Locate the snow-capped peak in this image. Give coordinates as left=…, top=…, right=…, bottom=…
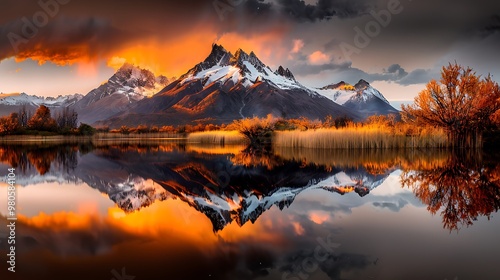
left=275, top=66, right=296, bottom=81
left=316, top=79, right=390, bottom=105
left=354, top=79, right=390, bottom=104
left=180, top=44, right=317, bottom=95
left=83, top=63, right=171, bottom=105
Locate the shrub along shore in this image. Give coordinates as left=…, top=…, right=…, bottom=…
left=0, top=114, right=452, bottom=149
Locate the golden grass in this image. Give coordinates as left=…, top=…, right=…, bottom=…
left=186, top=130, right=247, bottom=145
left=273, top=126, right=448, bottom=149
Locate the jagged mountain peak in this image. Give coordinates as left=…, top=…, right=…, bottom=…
left=244, top=50, right=268, bottom=73
left=208, top=43, right=232, bottom=64
left=221, top=46, right=269, bottom=74
left=179, top=44, right=316, bottom=95
left=107, top=63, right=167, bottom=90
left=234, top=48, right=248, bottom=58
left=183, top=44, right=233, bottom=78
left=117, top=62, right=135, bottom=71
left=229, top=48, right=250, bottom=66
left=212, top=43, right=228, bottom=53
left=275, top=65, right=296, bottom=81
left=354, top=79, right=370, bottom=90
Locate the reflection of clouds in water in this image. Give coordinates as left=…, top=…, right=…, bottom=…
left=372, top=199, right=408, bottom=212
left=0, top=181, right=114, bottom=217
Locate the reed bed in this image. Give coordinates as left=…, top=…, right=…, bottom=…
left=273, top=126, right=448, bottom=149
left=186, top=130, right=247, bottom=145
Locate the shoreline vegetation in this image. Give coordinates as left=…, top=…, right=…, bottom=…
left=0, top=106, right=453, bottom=149
left=0, top=111, right=494, bottom=149
left=0, top=111, right=489, bottom=149
left=1, top=64, right=498, bottom=149
left=0, top=124, right=449, bottom=149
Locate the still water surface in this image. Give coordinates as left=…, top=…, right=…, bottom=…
left=0, top=143, right=499, bottom=280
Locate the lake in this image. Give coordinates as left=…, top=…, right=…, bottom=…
left=0, top=143, right=499, bottom=280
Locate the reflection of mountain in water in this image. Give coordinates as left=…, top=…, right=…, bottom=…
left=8, top=144, right=494, bottom=232
left=0, top=144, right=395, bottom=231
left=319, top=167, right=393, bottom=197
left=6, top=144, right=500, bottom=231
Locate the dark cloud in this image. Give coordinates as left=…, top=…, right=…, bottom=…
left=0, top=16, right=139, bottom=63
left=323, top=38, right=341, bottom=51
left=385, top=64, right=408, bottom=79
left=480, top=14, right=500, bottom=37
left=293, top=61, right=353, bottom=76
left=244, top=0, right=274, bottom=16
left=293, top=61, right=422, bottom=85
left=275, top=0, right=372, bottom=22
left=398, top=68, right=437, bottom=86
left=372, top=199, right=408, bottom=212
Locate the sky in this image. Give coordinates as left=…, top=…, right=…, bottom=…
left=0, top=0, right=499, bottom=107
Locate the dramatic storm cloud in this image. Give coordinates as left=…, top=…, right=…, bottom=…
left=0, top=0, right=499, bottom=101
left=0, top=17, right=132, bottom=64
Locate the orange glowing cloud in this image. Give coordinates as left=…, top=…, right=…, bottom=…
left=107, top=56, right=127, bottom=70
left=308, top=211, right=330, bottom=224
left=15, top=197, right=290, bottom=248
left=308, top=50, right=330, bottom=65
left=14, top=45, right=93, bottom=66
left=7, top=18, right=291, bottom=81
left=292, top=221, right=305, bottom=235
left=290, top=39, right=304, bottom=54
left=19, top=211, right=98, bottom=230
left=76, top=61, right=99, bottom=77
left=105, top=25, right=291, bottom=78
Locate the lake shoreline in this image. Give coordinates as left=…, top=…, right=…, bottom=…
left=0, top=132, right=188, bottom=144
left=1, top=130, right=497, bottom=149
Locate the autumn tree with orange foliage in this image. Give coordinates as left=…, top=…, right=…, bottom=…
left=0, top=113, right=21, bottom=135
left=27, top=105, right=58, bottom=132
left=402, top=63, right=500, bottom=148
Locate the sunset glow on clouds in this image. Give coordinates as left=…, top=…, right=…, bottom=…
left=290, top=39, right=304, bottom=54
left=0, top=0, right=499, bottom=103
left=308, top=51, right=330, bottom=65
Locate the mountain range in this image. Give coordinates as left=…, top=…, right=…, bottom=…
left=0, top=44, right=399, bottom=126
left=0, top=92, right=83, bottom=116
